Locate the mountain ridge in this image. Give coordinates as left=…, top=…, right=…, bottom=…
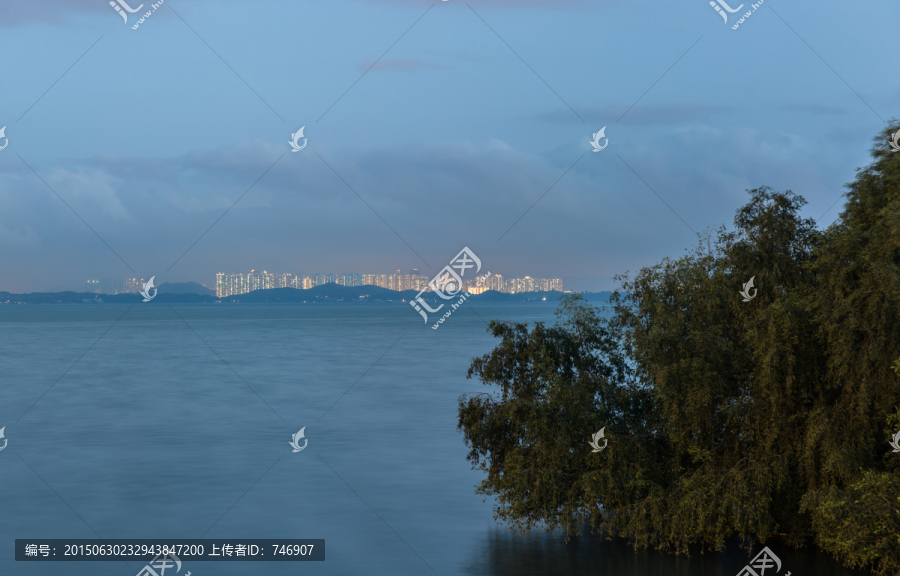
left=0, top=285, right=611, bottom=304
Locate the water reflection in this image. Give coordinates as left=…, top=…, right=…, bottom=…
left=467, top=528, right=869, bottom=576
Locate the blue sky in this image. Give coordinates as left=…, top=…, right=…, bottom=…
left=0, top=0, right=896, bottom=292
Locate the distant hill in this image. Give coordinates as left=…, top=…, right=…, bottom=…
left=210, top=285, right=609, bottom=303
left=157, top=282, right=215, bottom=296
left=0, top=291, right=218, bottom=304
left=222, top=284, right=409, bottom=303
left=0, top=285, right=611, bottom=304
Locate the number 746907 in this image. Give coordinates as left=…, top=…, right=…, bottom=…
left=272, top=544, right=313, bottom=556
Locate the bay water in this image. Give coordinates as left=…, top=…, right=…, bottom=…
left=0, top=302, right=865, bottom=575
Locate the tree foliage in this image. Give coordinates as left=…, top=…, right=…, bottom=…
left=458, top=124, right=900, bottom=573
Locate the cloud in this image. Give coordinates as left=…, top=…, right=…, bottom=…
left=0, top=0, right=100, bottom=26
left=0, top=223, right=41, bottom=247
left=538, top=102, right=732, bottom=125
left=780, top=104, right=847, bottom=115
left=45, top=167, right=129, bottom=219
left=0, top=123, right=855, bottom=293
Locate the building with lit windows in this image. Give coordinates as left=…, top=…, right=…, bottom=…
left=125, top=278, right=142, bottom=293
left=213, top=269, right=563, bottom=298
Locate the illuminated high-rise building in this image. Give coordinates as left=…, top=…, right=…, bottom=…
left=258, top=271, right=275, bottom=290
left=340, top=274, right=360, bottom=287
left=246, top=270, right=260, bottom=292
left=213, top=269, right=560, bottom=296
left=233, top=274, right=247, bottom=296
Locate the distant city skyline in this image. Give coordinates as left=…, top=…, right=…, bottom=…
left=77, top=269, right=564, bottom=297
left=216, top=269, right=562, bottom=298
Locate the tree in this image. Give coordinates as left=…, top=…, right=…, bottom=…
left=797, top=124, right=900, bottom=575
left=457, top=297, right=649, bottom=537
left=458, top=123, right=900, bottom=573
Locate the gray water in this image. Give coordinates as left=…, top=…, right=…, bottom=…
left=0, top=303, right=867, bottom=576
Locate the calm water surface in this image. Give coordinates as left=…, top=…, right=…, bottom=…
left=0, top=302, right=867, bottom=575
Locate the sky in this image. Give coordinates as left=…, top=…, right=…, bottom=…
left=0, top=0, right=896, bottom=293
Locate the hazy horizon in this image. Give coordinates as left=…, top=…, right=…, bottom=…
left=18, top=272, right=607, bottom=295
